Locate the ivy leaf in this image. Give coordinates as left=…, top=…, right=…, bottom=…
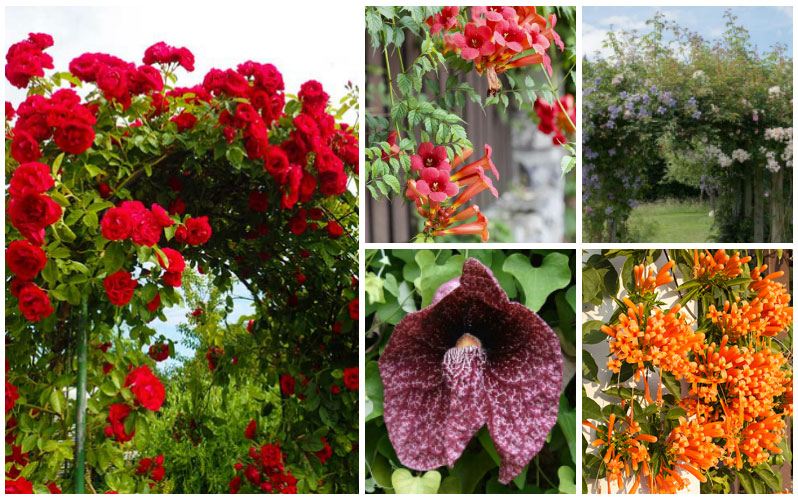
left=582, top=320, right=606, bottom=344
left=503, top=253, right=571, bottom=312
left=364, top=272, right=386, bottom=304
left=391, top=469, right=441, bottom=494
left=582, top=350, right=599, bottom=384
left=582, top=388, right=602, bottom=421
left=415, top=250, right=465, bottom=307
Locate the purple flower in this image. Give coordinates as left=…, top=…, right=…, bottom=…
left=605, top=206, right=614, bottom=215
left=692, top=110, right=702, bottom=119
left=379, top=258, right=562, bottom=484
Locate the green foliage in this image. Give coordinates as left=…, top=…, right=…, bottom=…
left=365, top=249, right=576, bottom=493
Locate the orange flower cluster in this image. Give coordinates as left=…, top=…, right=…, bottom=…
left=583, top=403, right=657, bottom=494
left=749, top=265, right=793, bottom=337
left=692, top=249, right=751, bottom=280
left=602, top=298, right=702, bottom=379
left=633, top=261, right=674, bottom=294
left=587, top=253, right=793, bottom=494
left=705, top=264, right=792, bottom=341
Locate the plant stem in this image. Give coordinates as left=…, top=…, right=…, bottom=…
left=383, top=46, right=402, bottom=140
left=543, top=69, right=576, bottom=133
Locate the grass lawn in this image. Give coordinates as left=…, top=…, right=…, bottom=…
left=624, top=199, right=716, bottom=242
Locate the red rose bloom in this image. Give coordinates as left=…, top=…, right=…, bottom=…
left=185, top=216, right=212, bottom=245
left=148, top=343, right=169, bottom=362
left=171, top=112, right=197, bottom=132
left=260, top=444, right=283, bottom=468
left=6, top=381, right=20, bottom=414
left=102, top=362, right=114, bottom=375
left=314, top=437, right=333, bottom=464
left=53, top=122, right=95, bottom=155
left=8, top=192, right=62, bottom=236
left=174, top=225, right=189, bottom=243
left=280, top=374, right=295, bottom=396
left=107, top=403, right=135, bottom=442
left=343, top=367, right=358, bottom=391
left=6, top=476, right=34, bottom=494
left=163, top=272, right=182, bottom=287
left=288, top=210, right=307, bottom=236
left=17, top=283, right=54, bottom=322
left=326, top=221, right=343, bottom=238
left=144, top=293, right=160, bottom=314
left=248, top=190, right=269, bottom=212
left=158, top=247, right=185, bottom=273
left=103, top=270, right=137, bottom=306
left=348, top=299, right=359, bottom=320
left=100, top=206, right=133, bottom=240
left=124, top=365, right=165, bottom=411
left=9, top=161, right=53, bottom=197
left=47, top=482, right=62, bottom=494
left=332, top=321, right=343, bottom=334
left=245, top=419, right=257, bottom=439
left=168, top=198, right=186, bottom=216
left=6, top=101, right=16, bottom=120
left=229, top=476, right=242, bottom=494
left=6, top=239, right=47, bottom=280
left=295, top=273, right=306, bottom=285
left=130, top=209, right=162, bottom=247
left=247, top=320, right=255, bottom=333
left=98, top=182, right=112, bottom=198
left=151, top=203, right=174, bottom=227
left=244, top=464, right=261, bottom=485
left=10, top=131, right=41, bottom=163
left=331, top=385, right=340, bottom=394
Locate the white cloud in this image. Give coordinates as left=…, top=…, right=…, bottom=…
left=600, top=15, right=647, bottom=31
left=582, top=22, right=614, bottom=60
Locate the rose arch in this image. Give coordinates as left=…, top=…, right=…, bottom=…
left=5, top=35, right=359, bottom=493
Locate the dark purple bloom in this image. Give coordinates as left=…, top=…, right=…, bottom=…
left=379, top=258, right=562, bottom=484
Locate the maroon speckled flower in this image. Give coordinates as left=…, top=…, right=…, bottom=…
left=379, top=258, right=562, bottom=484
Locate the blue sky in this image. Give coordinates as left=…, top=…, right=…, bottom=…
left=150, top=281, right=255, bottom=371
left=583, top=6, right=793, bottom=59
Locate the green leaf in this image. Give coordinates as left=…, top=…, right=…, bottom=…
left=49, top=389, right=66, bottom=415
left=396, top=73, right=412, bottom=96
left=383, top=174, right=401, bottom=194
left=582, top=320, right=607, bottom=344
left=557, top=466, right=576, bottom=494
left=582, top=388, right=602, bottom=421
left=104, top=243, right=125, bottom=273
left=415, top=251, right=465, bottom=307
left=370, top=453, right=393, bottom=489
left=754, top=463, right=782, bottom=491
left=365, top=361, right=384, bottom=421
left=582, top=351, right=599, bottom=384
left=438, top=476, right=461, bottom=493
left=503, top=253, right=571, bottom=312
left=661, top=371, right=682, bottom=397
left=365, top=272, right=386, bottom=304
left=451, top=448, right=496, bottom=493
left=582, top=266, right=600, bottom=304
left=665, top=407, right=686, bottom=420
left=391, top=469, right=441, bottom=494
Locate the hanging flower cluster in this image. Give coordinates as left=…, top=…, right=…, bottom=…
left=406, top=142, right=498, bottom=241
left=435, top=6, right=564, bottom=93
left=584, top=251, right=793, bottom=494
left=104, top=364, right=166, bottom=443
left=533, top=94, right=575, bottom=145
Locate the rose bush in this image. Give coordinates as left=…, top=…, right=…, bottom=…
left=5, top=34, right=358, bottom=493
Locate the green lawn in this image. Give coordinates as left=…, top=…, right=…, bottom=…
left=625, top=200, right=716, bottom=242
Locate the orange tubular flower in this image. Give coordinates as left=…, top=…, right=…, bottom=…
left=442, top=6, right=564, bottom=93
left=692, top=249, right=751, bottom=280
left=406, top=143, right=499, bottom=242
left=603, top=298, right=702, bottom=380
left=634, top=261, right=674, bottom=294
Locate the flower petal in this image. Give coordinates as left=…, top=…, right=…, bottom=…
left=484, top=303, right=562, bottom=483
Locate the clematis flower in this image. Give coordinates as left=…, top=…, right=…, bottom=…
left=379, top=258, right=562, bottom=484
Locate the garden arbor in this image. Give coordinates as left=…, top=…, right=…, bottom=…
left=5, top=35, right=359, bottom=493
left=582, top=12, right=792, bottom=242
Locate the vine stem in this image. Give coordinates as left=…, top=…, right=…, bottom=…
left=543, top=68, right=576, bottom=133
left=383, top=46, right=402, bottom=140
